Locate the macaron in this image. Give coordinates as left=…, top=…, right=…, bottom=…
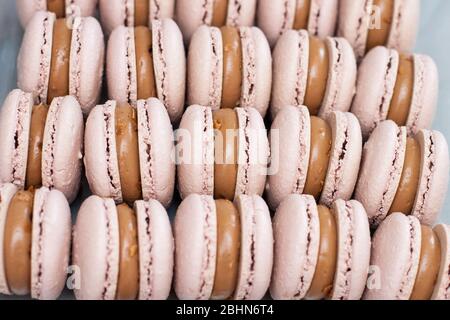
left=84, top=98, right=175, bottom=208
left=17, top=11, right=105, bottom=115
left=271, top=29, right=356, bottom=120
left=257, top=0, right=339, bottom=47
left=73, top=196, right=173, bottom=300
left=352, top=46, right=439, bottom=138
left=271, top=195, right=371, bottom=300
left=174, top=194, right=273, bottom=300
left=107, top=19, right=185, bottom=123
left=355, top=121, right=449, bottom=228
left=16, top=0, right=98, bottom=27
left=364, top=213, right=450, bottom=300
left=176, top=105, right=269, bottom=201
left=0, top=90, right=84, bottom=203
left=338, top=0, right=420, bottom=60
left=176, top=0, right=257, bottom=44
left=268, top=105, right=362, bottom=211
left=99, top=0, right=175, bottom=35
left=0, top=184, right=71, bottom=300
left=187, top=25, right=272, bottom=117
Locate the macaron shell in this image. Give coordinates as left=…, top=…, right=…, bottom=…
left=0, top=184, right=19, bottom=295
left=17, top=11, right=55, bottom=104
left=320, top=112, right=362, bottom=207
left=16, top=0, right=46, bottom=27
left=99, top=0, right=133, bottom=35
left=432, top=224, right=450, bottom=300
left=135, top=200, right=174, bottom=300
left=0, top=89, right=33, bottom=188
left=73, top=196, right=120, bottom=300
left=31, top=188, right=71, bottom=300
left=308, top=0, right=338, bottom=39
left=355, top=121, right=407, bottom=227
left=364, top=213, right=421, bottom=300
left=234, top=195, right=273, bottom=300
left=174, top=194, right=217, bottom=300
left=270, top=195, right=320, bottom=300
left=226, top=0, right=256, bottom=27
left=176, top=0, right=214, bottom=44
left=267, top=105, right=311, bottom=211
left=411, top=130, right=449, bottom=226
left=42, top=96, right=84, bottom=203
left=386, top=0, right=420, bottom=53
left=149, top=0, right=176, bottom=22
left=176, top=105, right=214, bottom=199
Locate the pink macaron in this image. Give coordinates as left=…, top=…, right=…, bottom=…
left=176, top=105, right=269, bottom=201
left=338, top=0, right=420, bottom=60
left=73, top=196, right=173, bottom=300
left=271, top=29, right=356, bottom=120
left=268, top=105, right=362, bottom=211
left=257, top=0, right=339, bottom=47
left=84, top=98, right=175, bottom=208
left=0, top=90, right=84, bottom=203
left=99, top=0, right=175, bottom=35
left=17, top=11, right=104, bottom=115
left=16, top=0, right=98, bottom=27
left=352, top=46, right=438, bottom=138
left=176, top=0, right=257, bottom=44
left=187, top=25, right=272, bottom=117
left=271, top=195, right=371, bottom=300
left=0, top=184, right=71, bottom=300
left=174, top=194, right=273, bottom=300
left=107, top=19, right=185, bottom=124
left=355, top=121, right=449, bottom=228
left=364, top=213, right=450, bottom=300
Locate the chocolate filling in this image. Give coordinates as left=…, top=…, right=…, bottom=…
left=387, top=54, right=414, bottom=126
left=211, top=200, right=241, bottom=300
left=47, top=0, right=66, bottom=18
left=26, top=104, right=49, bottom=189
left=366, top=0, right=394, bottom=52
left=304, top=37, right=329, bottom=116
left=135, top=27, right=157, bottom=100
left=135, top=0, right=150, bottom=26
left=304, top=117, right=332, bottom=200
left=115, top=103, right=143, bottom=204
left=212, top=0, right=229, bottom=27
left=221, top=26, right=243, bottom=109
left=4, top=190, right=34, bottom=296
left=47, top=19, right=72, bottom=105
left=293, top=0, right=311, bottom=30
left=116, top=204, right=140, bottom=300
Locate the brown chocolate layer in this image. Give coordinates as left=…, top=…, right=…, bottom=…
left=213, top=109, right=239, bottom=200
left=304, top=37, right=329, bottom=116
left=212, top=200, right=241, bottom=300
left=410, top=226, right=441, bottom=300
left=304, top=117, right=332, bottom=200
left=47, top=19, right=72, bottom=104
left=388, top=54, right=414, bottom=126
left=389, top=138, right=421, bottom=215
left=135, top=27, right=157, bottom=100
left=47, top=0, right=66, bottom=18
left=135, top=0, right=150, bottom=26
left=26, top=104, right=49, bottom=189
left=116, top=204, right=140, bottom=300
left=115, top=103, right=143, bottom=204
left=293, top=0, right=311, bottom=30
left=366, top=0, right=394, bottom=52
left=306, top=205, right=337, bottom=300
left=4, top=190, right=34, bottom=296
left=212, top=0, right=229, bottom=27
left=221, top=26, right=243, bottom=109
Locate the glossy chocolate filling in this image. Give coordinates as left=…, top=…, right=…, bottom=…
left=387, top=54, right=414, bottom=126
left=135, top=27, right=157, bottom=100
left=389, top=138, right=421, bottom=215
left=304, top=37, right=329, bottom=116
left=213, top=109, right=239, bottom=200
left=410, top=226, right=441, bottom=300
left=211, top=200, right=241, bottom=300
left=135, top=0, right=150, bottom=26
left=306, top=205, right=337, bottom=300
left=47, top=0, right=66, bottom=18
left=221, top=26, right=243, bottom=109
left=116, top=204, right=140, bottom=300
left=4, top=190, right=34, bottom=296
left=26, top=104, right=49, bottom=189
left=304, top=117, right=332, bottom=200
left=293, top=0, right=311, bottom=30
left=366, top=0, right=394, bottom=52
left=212, top=0, right=229, bottom=27
left=48, top=19, right=72, bottom=105
left=115, top=103, right=143, bottom=204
